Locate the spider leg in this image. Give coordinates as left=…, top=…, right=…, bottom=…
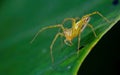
left=62, top=18, right=76, bottom=26
left=77, top=31, right=81, bottom=54
left=87, top=11, right=110, bottom=23
left=30, top=24, right=64, bottom=43
left=87, top=24, right=97, bottom=38
left=75, top=17, right=80, bottom=20
left=50, top=32, right=64, bottom=63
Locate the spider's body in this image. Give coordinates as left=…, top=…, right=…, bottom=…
left=31, top=11, right=110, bottom=63
left=63, top=16, right=90, bottom=46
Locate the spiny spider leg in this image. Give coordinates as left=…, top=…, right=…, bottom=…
left=30, top=24, right=64, bottom=43
left=50, top=32, right=64, bottom=63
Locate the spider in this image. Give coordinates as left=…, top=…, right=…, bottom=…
left=30, top=11, right=110, bottom=63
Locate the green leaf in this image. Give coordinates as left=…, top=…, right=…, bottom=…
left=0, top=0, right=120, bottom=75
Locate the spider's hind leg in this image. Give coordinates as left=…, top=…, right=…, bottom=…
left=50, top=32, right=64, bottom=63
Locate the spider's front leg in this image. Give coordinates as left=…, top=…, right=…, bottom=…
left=87, top=11, right=110, bottom=23
left=77, top=23, right=97, bottom=54
left=87, top=24, right=97, bottom=38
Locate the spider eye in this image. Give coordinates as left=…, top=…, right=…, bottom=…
left=86, top=17, right=89, bottom=21
left=85, top=17, right=90, bottom=22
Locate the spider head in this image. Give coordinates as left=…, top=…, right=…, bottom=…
left=78, top=15, right=90, bottom=32
left=82, top=15, right=90, bottom=23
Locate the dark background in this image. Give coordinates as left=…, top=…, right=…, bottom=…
left=78, top=21, right=120, bottom=75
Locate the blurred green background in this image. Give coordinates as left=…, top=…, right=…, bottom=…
left=0, top=0, right=120, bottom=75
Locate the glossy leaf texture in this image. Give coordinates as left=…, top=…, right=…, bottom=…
left=0, top=0, right=120, bottom=75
